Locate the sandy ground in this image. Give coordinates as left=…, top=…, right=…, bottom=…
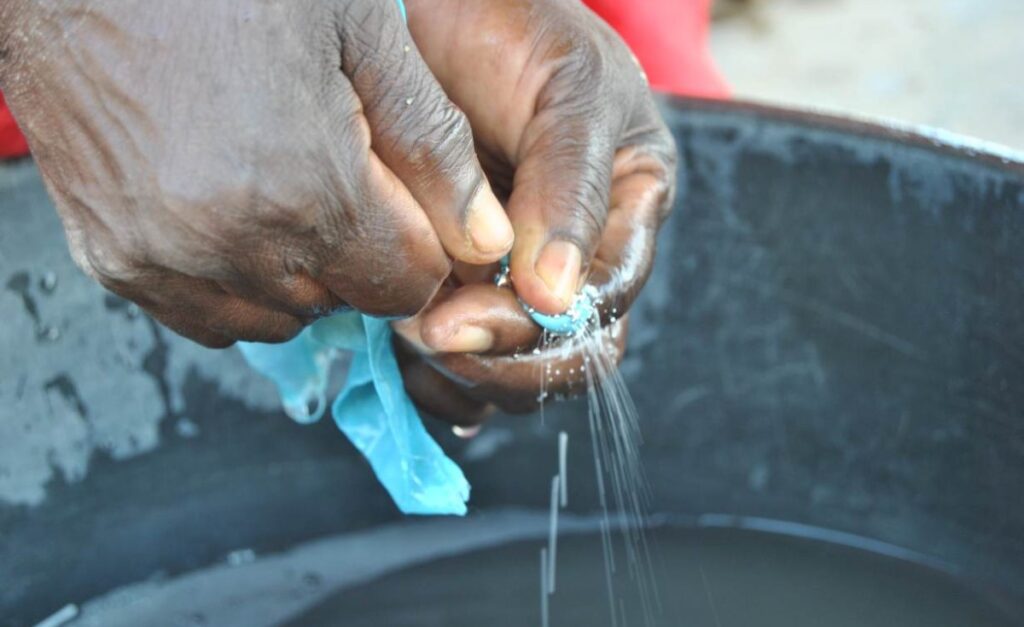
left=710, top=0, right=1024, bottom=151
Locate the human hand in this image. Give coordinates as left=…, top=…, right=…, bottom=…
left=394, top=0, right=676, bottom=425
left=0, top=0, right=513, bottom=347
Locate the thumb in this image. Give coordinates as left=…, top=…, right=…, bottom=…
left=337, top=0, right=513, bottom=265
left=506, top=99, right=617, bottom=315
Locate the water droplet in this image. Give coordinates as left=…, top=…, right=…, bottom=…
left=405, top=97, right=414, bottom=105
left=175, top=417, right=200, bottom=439
left=227, top=548, right=256, bottom=567
left=40, top=271, right=58, bottom=293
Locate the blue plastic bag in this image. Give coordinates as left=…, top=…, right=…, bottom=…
left=238, top=312, right=470, bottom=516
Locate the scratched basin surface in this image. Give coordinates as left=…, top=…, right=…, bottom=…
left=1, top=98, right=1022, bottom=626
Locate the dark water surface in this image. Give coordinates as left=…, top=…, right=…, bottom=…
left=287, top=527, right=1018, bottom=627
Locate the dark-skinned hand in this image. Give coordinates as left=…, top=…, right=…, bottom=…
left=393, top=0, right=676, bottom=429
left=0, top=0, right=514, bottom=347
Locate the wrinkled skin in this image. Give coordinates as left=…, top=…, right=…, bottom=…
left=0, top=0, right=674, bottom=424
left=394, top=0, right=676, bottom=427
left=0, top=0, right=515, bottom=347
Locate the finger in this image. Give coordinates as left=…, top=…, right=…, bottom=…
left=417, top=283, right=540, bottom=355
left=588, top=139, right=675, bottom=323
left=310, top=99, right=451, bottom=318
left=337, top=1, right=513, bottom=265
left=430, top=315, right=630, bottom=413
left=506, top=82, right=617, bottom=315
left=389, top=280, right=457, bottom=353
left=395, top=339, right=492, bottom=427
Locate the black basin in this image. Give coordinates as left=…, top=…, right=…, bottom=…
left=1, top=98, right=1022, bottom=626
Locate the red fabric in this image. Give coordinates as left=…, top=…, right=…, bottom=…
left=583, top=0, right=728, bottom=98
left=0, top=91, right=29, bottom=159
left=0, top=0, right=724, bottom=159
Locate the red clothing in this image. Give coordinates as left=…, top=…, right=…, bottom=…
left=584, top=0, right=727, bottom=98
left=0, top=0, right=726, bottom=160
left=0, top=91, right=29, bottom=159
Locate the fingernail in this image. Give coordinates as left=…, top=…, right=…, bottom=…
left=467, top=184, right=514, bottom=256
left=444, top=325, right=494, bottom=353
left=391, top=317, right=436, bottom=355
left=453, top=425, right=482, bottom=439
left=535, top=240, right=582, bottom=310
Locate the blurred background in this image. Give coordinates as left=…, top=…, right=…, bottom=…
left=711, top=0, right=1024, bottom=149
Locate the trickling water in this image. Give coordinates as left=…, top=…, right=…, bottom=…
left=583, top=321, right=659, bottom=627
left=538, top=312, right=659, bottom=627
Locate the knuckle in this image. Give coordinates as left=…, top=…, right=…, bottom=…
left=335, top=105, right=373, bottom=154
left=82, top=242, right=143, bottom=287
left=402, top=102, right=475, bottom=180
left=373, top=65, right=476, bottom=183
left=548, top=172, right=607, bottom=247
left=556, top=37, right=608, bottom=89
left=335, top=0, right=395, bottom=58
